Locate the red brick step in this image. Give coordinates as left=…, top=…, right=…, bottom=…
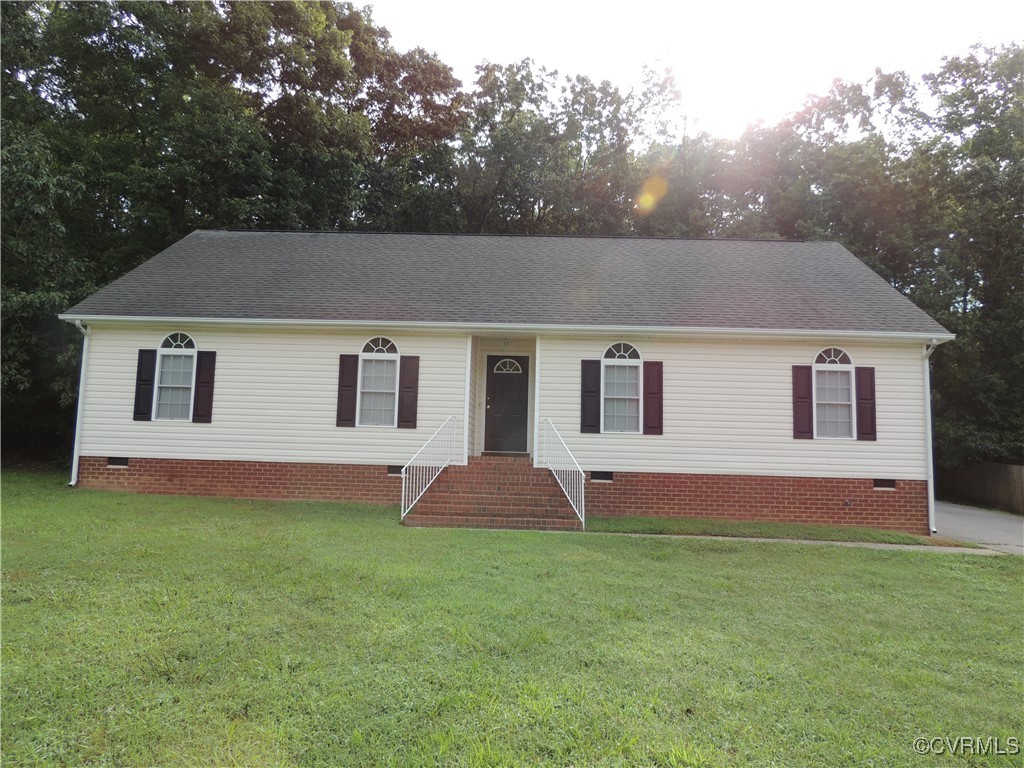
left=403, top=455, right=582, bottom=531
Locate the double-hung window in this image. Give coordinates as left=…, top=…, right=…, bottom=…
left=154, top=333, right=197, bottom=420
left=602, top=342, right=642, bottom=433
left=793, top=348, right=875, bottom=441
left=358, top=337, right=399, bottom=426
left=813, top=347, right=854, bottom=438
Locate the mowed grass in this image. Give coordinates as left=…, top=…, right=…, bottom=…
left=587, top=515, right=973, bottom=546
left=3, top=471, right=1021, bottom=767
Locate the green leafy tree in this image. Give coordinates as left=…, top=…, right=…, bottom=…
left=921, top=45, right=1024, bottom=466
left=0, top=0, right=464, bottom=458
left=632, top=133, right=729, bottom=237
left=453, top=60, right=641, bottom=235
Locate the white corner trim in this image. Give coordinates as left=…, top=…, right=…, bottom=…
left=69, top=321, right=91, bottom=486
left=462, top=334, right=472, bottom=465
left=923, top=342, right=939, bottom=533
left=533, top=336, right=542, bottom=466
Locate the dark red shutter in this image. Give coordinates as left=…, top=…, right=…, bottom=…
left=191, top=351, right=216, bottom=423
left=133, top=349, right=157, bottom=421
left=397, top=356, right=419, bottom=429
left=337, top=354, right=358, bottom=427
left=792, top=365, right=813, bottom=439
left=643, top=360, right=663, bottom=435
left=581, top=360, right=601, bottom=433
left=855, top=366, right=877, bottom=441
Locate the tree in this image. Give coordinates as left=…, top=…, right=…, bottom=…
left=921, top=45, right=1024, bottom=466
left=453, top=60, right=641, bottom=235
left=632, top=133, right=728, bottom=238
left=0, top=0, right=464, bottom=458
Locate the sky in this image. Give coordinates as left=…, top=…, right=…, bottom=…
left=366, top=0, right=1022, bottom=138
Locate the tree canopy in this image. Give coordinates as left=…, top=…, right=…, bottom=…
left=2, top=1, right=1020, bottom=468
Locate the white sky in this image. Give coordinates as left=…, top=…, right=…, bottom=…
left=366, top=0, right=1022, bottom=138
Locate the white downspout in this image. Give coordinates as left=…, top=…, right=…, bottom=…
left=923, top=339, right=939, bottom=533
left=69, top=320, right=91, bottom=486
left=462, top=334, right=472, bottom=465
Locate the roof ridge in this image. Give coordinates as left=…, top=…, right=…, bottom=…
left=203, top=228, right=810, bottom=245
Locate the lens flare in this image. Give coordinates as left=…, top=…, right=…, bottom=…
left=635, top=175, right=668, bottom=216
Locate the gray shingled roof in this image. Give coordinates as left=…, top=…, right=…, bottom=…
left=62, top=230, right=951, bottom=337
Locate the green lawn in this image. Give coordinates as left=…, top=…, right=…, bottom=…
left=3, top=471, right=1021, bottom=767
left=586, top=515, right=973, bottom=546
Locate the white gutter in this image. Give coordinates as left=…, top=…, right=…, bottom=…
left=57, top=313, right=955, bottom=344
left=922, top=339, right=946, bottom=533
left=69, top=320, right=91, bottom=486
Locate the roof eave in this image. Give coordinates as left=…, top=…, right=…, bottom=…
left=57, top=313, right=956, bottom=344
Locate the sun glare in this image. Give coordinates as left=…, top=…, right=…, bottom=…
left=371, top=0, right=1021, bottom=140
left=635, top=175, right=669, bottom=216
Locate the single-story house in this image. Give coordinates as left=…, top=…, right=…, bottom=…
left=60, top=230, right=954, bottom=533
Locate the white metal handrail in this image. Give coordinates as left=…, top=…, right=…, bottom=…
left=543, top=419, right=585, bottom=528
left=401, top=416, right=459, bottom=518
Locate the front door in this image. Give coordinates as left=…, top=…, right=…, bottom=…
left=484, top=355, right=529, bottom=453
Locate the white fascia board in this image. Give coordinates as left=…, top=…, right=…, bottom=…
left=57, top=314, right=956, bottom=344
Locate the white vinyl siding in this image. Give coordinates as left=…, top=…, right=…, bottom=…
left=79, top=324, right=468, bottom=466
left=536, top=335, right=929, bottom=480
left=78, top=324, right=930, bottom=480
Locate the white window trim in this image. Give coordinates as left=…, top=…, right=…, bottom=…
left=600, top=344, right=643, bottom=435
left=356, top=339, right=400, bottom=428
left=812, top=351, right=857, bottom=440
left=152, top=336, right=198, bottom=422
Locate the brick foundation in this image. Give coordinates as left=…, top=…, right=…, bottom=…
left=587, top=472, right=930, bottom=534
left=77, top=456, right=400, bottom=505
left=76, top=456, right=930, bottom=534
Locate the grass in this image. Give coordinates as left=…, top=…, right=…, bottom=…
left=3, top=470, right=1021, bottom=767
left=586, top=515, right=975, bottom=546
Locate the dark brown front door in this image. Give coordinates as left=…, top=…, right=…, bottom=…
left=484, top=355, right=529, bottom=453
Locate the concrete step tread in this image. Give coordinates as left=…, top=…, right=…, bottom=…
left=404, top=515, right=582, bottom=531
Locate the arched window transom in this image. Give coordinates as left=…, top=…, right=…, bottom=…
left=815, top=347, right=851, bottom=365
left=363, top=336, right=398, bottom=354
left=604, top=342, right=640, bottom=360
left=161, top=332, right=195, bottom=350
left=493, top=358, right=523, bottom=374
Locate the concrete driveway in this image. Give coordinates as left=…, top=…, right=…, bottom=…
left=935, top=501, right=1024, bottom=555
